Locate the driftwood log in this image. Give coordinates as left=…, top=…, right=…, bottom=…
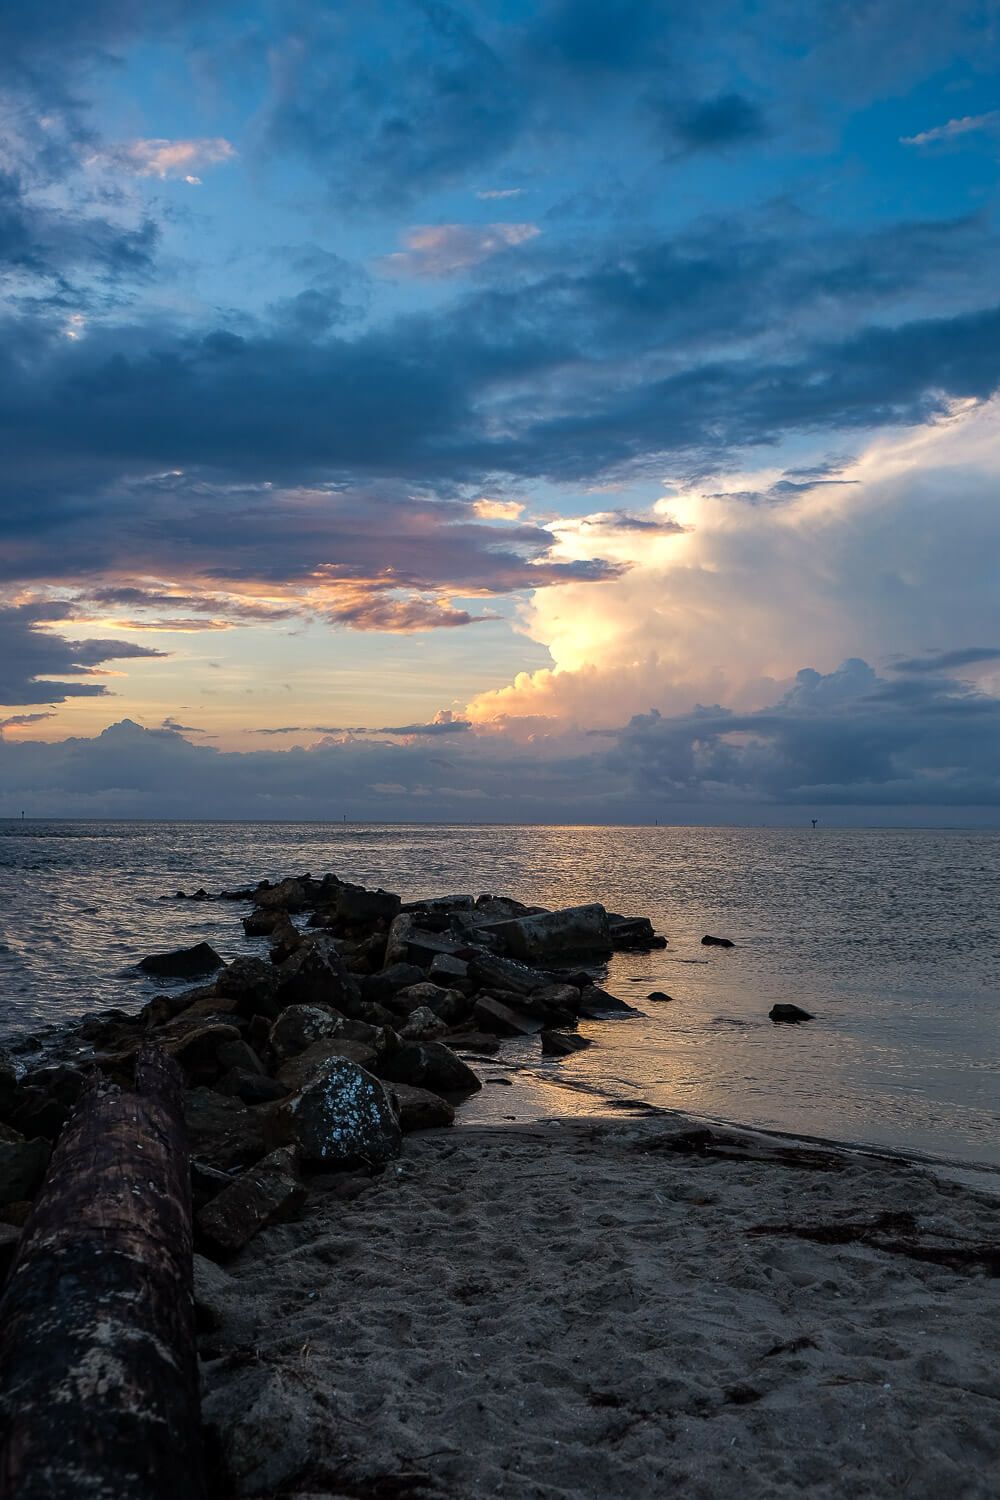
left=0, top=1046, right=205, bottom=1499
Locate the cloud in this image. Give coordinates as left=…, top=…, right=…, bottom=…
left=901, top=111, right=1000, bottom=147
left=0, top=170, right=158, bottom=285
left=473, top=498, right=525, bottom=520
left=161, top=715, right=208, bottom=733
left=475, top=188, right=524, bottom=200
left=0, top=602, right=166, bottom=708
left=378, top=223, right=541, bottom=279
left=87, top=137, right=237, bottom=181
left=3, top=663, right=1000, bottom=820
left=467, top=400, right=1000, bottom=729
left=0, top=712, right=55, bottom=733
left=654, top=93, right=767, bottom=154
left=891, top=646, right=1000, bottom=674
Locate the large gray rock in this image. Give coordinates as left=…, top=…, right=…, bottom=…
left=487, top=903, right=611, bottom=961
left=138, top=941, right=224, bottom=979
left=335, top=884, right=401, bottom=925
left=197, top=1147, right=306, bottom=1255
left=217, top=957, right=281, bottom=1019
left=268, top=1004, right=341, bottom=1060
left=395, top=981, right=467, bottom=1022
left=253, top=878, right=307, bottom=912
left=271, top=1057, right=402, bottom=1167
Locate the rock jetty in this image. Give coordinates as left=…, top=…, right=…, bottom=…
left=0, top=875, right=667, bottom=1261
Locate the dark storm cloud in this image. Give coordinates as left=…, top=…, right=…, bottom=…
left=0, top=173, right=159, bottom=285
left=0, top=603, right=165, bottom=708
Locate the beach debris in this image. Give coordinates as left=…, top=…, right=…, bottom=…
left=0, top=1048, right=206, bottom=1500
left=196, top=1146, right=306, bottom=1256
left=139, top=940, right=224, bottom=979
left=541, top=1030, right=592, bottom=1057
left=271, top=1056, right=402, bottom=1167
left=769, top=1004, right=814, bottom=1024
left=701, top=934, right=735, bottom=948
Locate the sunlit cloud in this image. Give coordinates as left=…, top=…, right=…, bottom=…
left=378, top=222, right=540, bottom=278
left=86, top=137, right=237, bottom=181
left=901, top=111, right=1000, bottom=146
left=475, top=188, right=525, bottom=199
left=473, top=498, right=525, bottom=520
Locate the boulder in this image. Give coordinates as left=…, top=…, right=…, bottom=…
left=395, top=981, right=467, bottom=1023
left=334, top=884, right=402, bottom=926
left=268, top=1004, right=342, bottom=1060
left=276, top=1037, right=379, bottom=1093
left=702, top=934, right=735, bottom=948
left=608, top=915, right=666, bottom=950
left=388, top=1083, right=455, bottom=1132
left=577, top=985, right=641, bottom=1019
left=486, top=903, right=611, bottom=962
left=399, top=1005, right=449, bottom=1041
left=275, top=935, right=359, bottom=1014
left=166, top=1022, right=242, bottom=1083
left=473, top=995, right=544, bottom=1037
left=361, top=963, right=425, bottom=1007
left=271, top=1057, right=402, bottom=1168
left=216, top=1039, right=266, bottom=1075
left=268, top=918, right=303, bottom=965
left=138, top=941, right=224, bottom=979
left=769, top=1003, right=814, bottom=1024
left=541, top=1030, right=592, bottom=1057
left=378, top=1040, right=481, bottom=1096
left=217, top=957, right=281, bottom=1020
left=252, top=878, right=307, bottom=912
left=532, top=982, right=584, bottom=1021
left=0, top=1133, right=50, bottom=1204
left=196, top=1147, right=306, bottom=1255
left=242, top=905, right=288, bottom=937
left=451, top=1032, right=501, bottom=1055
left=467, top=950, right=551, bottom=996
left=384, top=913, right=466, bottom=968
left=428, top=952, right=470, bottom=986
left=216, top=1070, right=289, bottom=1106
left=184, top=1088, right=267, bottom=1171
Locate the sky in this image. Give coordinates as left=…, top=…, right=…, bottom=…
left=2, top=0, right=1000, bottom=822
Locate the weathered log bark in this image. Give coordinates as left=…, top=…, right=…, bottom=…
left=0, top=1046, right=205, bottom=1500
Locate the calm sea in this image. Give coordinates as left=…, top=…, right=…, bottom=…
left=0, top=821, right=997, bottom=1172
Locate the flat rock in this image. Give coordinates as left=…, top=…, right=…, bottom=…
left=139, top=941, right=224, bottom=979
left=197, top=1146, right=306, bottom=1255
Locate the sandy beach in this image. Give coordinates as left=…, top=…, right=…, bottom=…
left=199, top=1111, right=1000, bottom=1499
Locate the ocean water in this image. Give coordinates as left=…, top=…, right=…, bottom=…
left=0, top=820, right=997, bottom=1171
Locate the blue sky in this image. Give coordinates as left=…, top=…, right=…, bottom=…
left=1, top=0, right=1000, bottom=819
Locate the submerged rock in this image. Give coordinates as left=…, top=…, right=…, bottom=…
left=271, top=1057, right=402, bottom=1167
left=701, top=934, right=735, bottom=948
left=139, top=941, right=224, bottom=979
left=577, top=985, right=641, bottom=1019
